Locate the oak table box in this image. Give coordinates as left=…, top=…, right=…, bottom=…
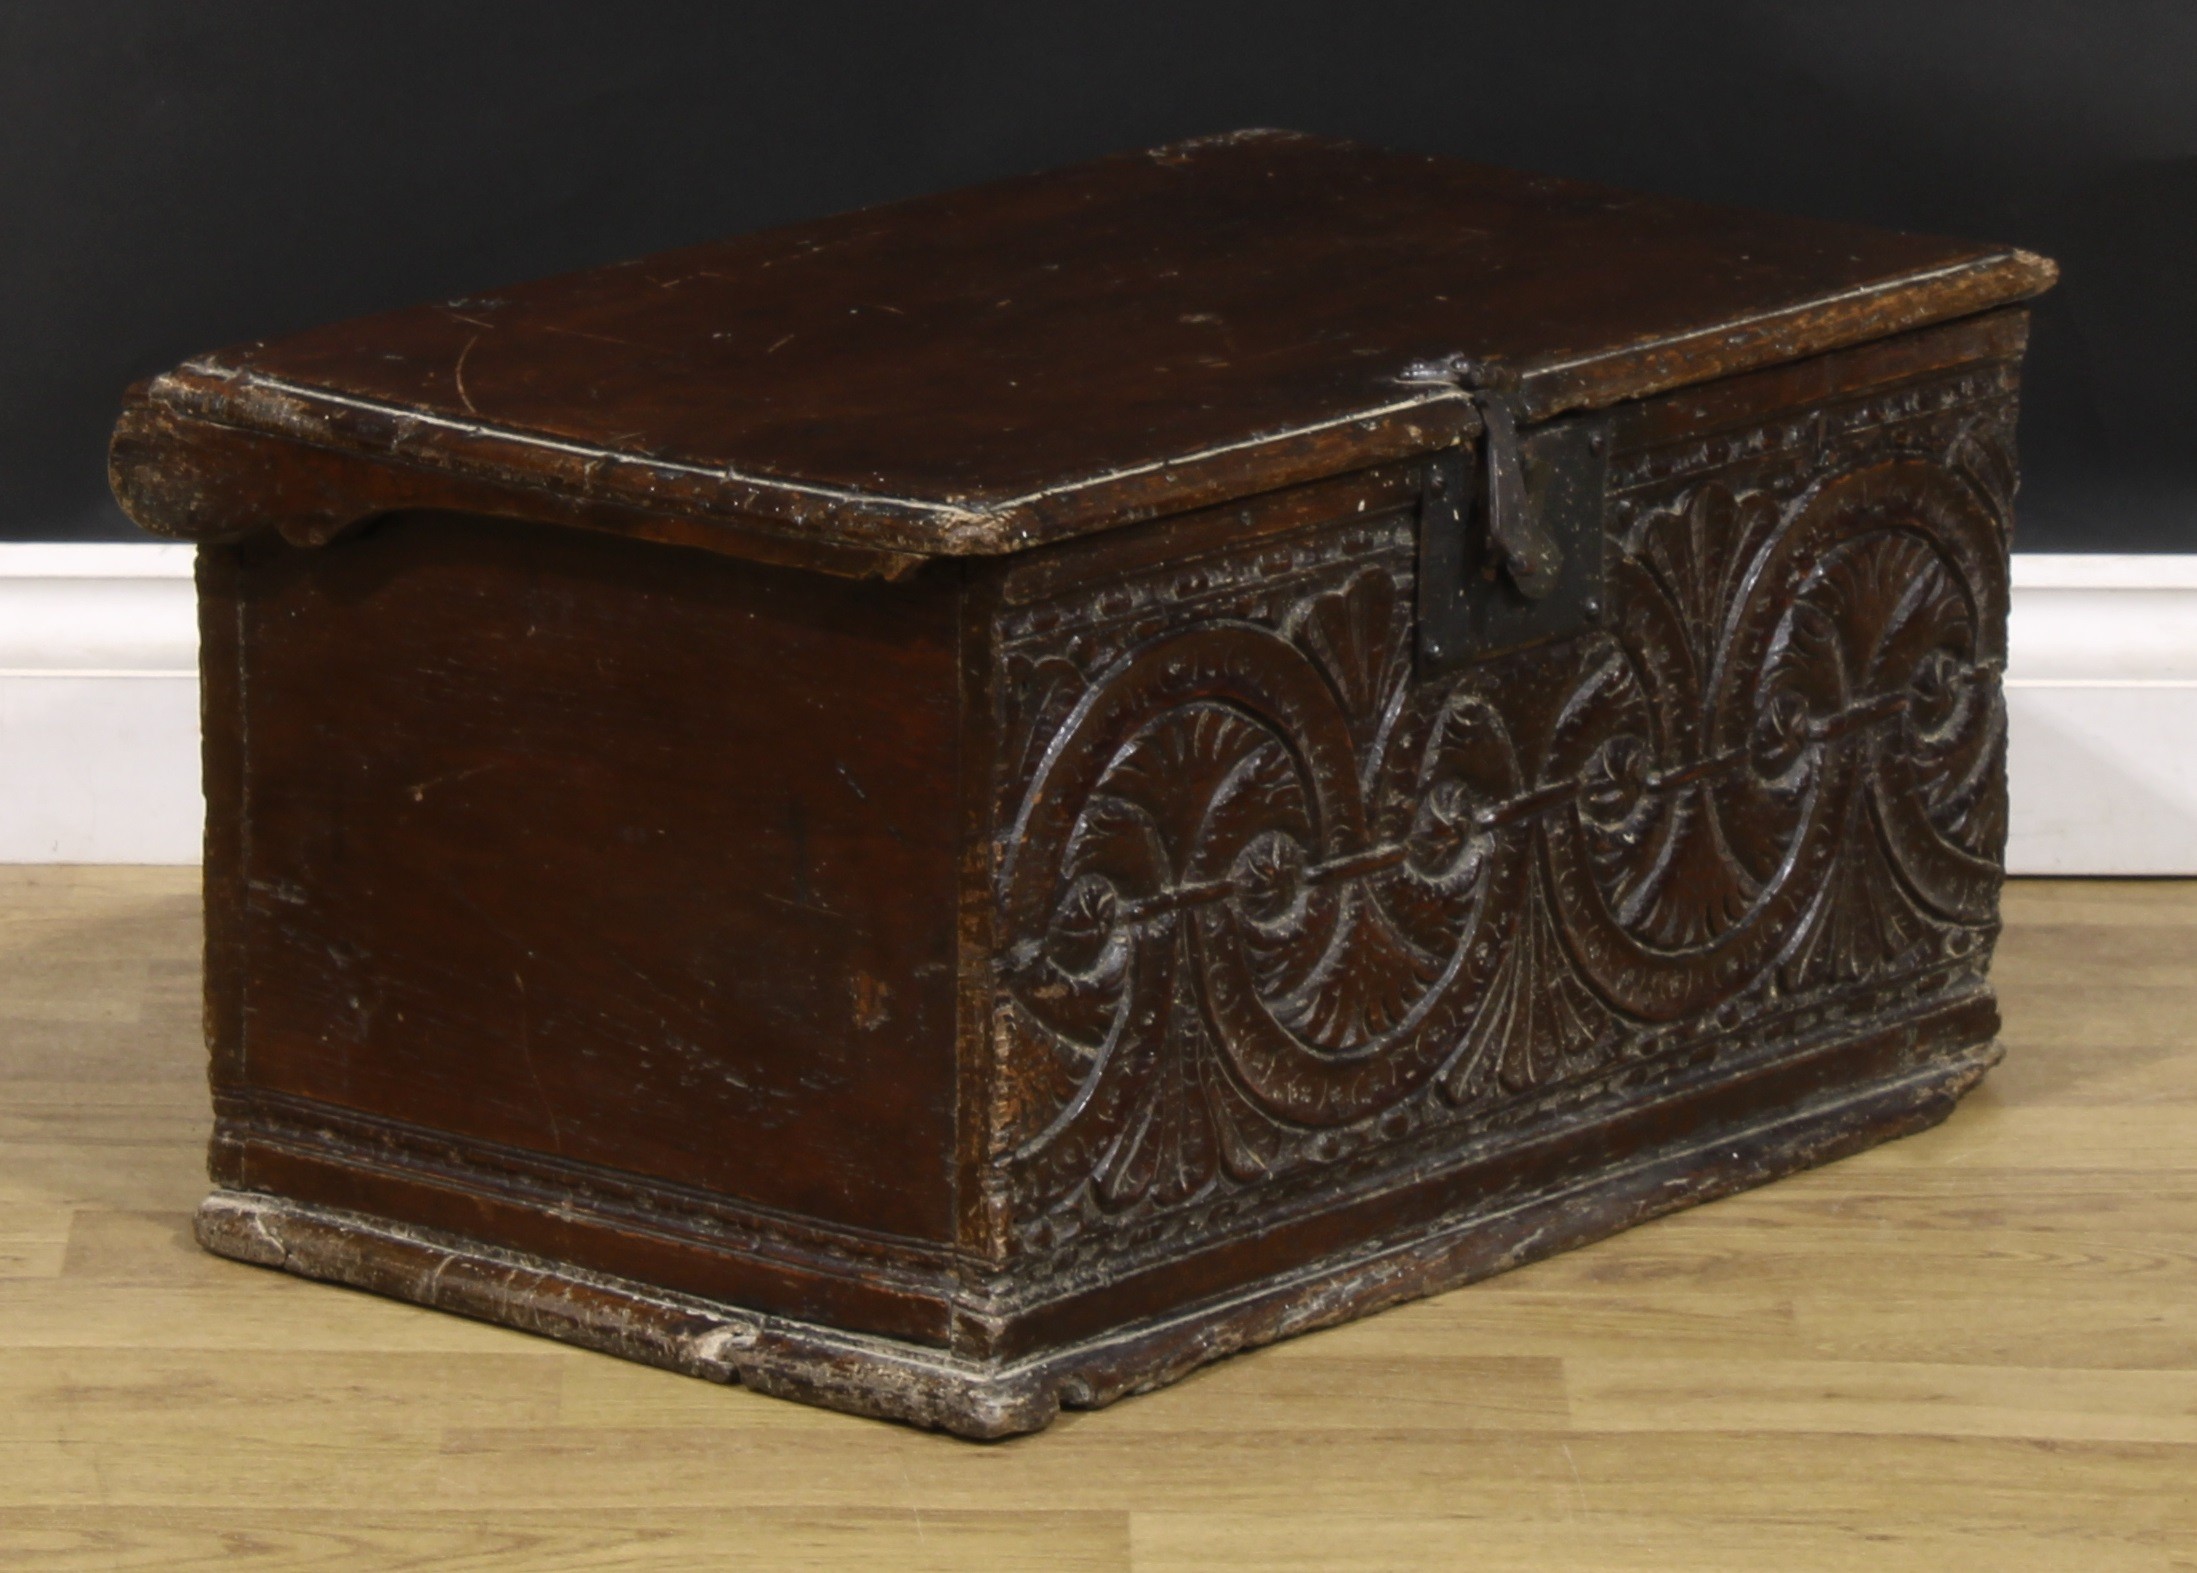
left=111, top=133, right=2054, bottom=1436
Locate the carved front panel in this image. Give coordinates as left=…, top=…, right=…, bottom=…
left=988, top=358, right=2016, bottom=1274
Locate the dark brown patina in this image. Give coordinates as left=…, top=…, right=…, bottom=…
left=113, top=131, right=2052, bottom=1435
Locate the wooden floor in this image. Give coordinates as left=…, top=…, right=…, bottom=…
left=1, top=868, right=2192, bottom=1570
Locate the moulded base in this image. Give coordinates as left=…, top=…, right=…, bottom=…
left=194, top=1037, right=2000, bottom=1439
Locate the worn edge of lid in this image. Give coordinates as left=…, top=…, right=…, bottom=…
left=114, top=245, right=2056, bottom=567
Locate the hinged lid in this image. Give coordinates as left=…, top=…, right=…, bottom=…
left=111, top=130, right=2053, bottom=575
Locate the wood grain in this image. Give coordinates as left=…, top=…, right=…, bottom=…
left=126, top=307, right=2034, bottom=1437
left=101, top=131, right=2058, bottom=1435
left=0, top=867, right=2190, bottom=1567
left=109, top=132, right=2052, bottom=564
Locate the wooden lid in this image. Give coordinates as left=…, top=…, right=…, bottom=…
left=113, top=131, right=2053, bottom=574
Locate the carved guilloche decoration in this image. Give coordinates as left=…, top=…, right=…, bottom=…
left=110, top=134, right=2052, bottom=1436
left=992, top=372, right=2014, bottom=1261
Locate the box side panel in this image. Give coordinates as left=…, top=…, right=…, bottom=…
left=209, top=514, right=967, bottom=1324
left=197, top=544, right=248, bottom=1093
left=973, top=311, right=2025, bottom=1355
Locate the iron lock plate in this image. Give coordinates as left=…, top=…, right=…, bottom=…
left=1417, top=408, right=1611, bottom=671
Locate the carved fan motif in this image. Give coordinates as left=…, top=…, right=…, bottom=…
left=994, top=394, right=2013, bottom=1255
left=1537, top=458, right=2007, bottom=1022
left=995, top=567, right=1532, bottom=1226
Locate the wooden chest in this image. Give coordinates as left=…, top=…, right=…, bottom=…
left=110, top=132, right=2054, bottom=1436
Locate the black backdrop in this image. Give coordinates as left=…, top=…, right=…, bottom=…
left=6, top=1, right=2193, bottom=548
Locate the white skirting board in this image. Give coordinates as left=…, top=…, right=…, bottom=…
left=2, top=543, right=2194, bottom=872
left=0, top=545, right=203, bottom=865
left=2002, top=554, right=2197, bottom=874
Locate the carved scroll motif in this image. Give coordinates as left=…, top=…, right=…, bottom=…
left=992, top=383, right=2014, bottom=1259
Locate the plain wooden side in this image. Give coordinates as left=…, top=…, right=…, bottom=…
left=209, top=513, right=968, bottom=1259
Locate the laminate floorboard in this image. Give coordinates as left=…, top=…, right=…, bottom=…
left=1, top=867, right=2191, bottom=1570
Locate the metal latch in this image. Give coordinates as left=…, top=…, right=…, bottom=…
left=1417, top=371, right=1609, bottom=672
